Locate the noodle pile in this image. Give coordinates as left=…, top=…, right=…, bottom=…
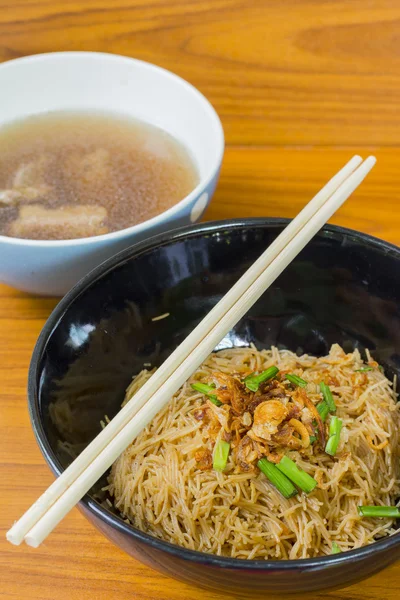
left=107, top=344, right=400, bottom=559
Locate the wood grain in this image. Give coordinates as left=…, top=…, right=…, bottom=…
left=1, top=1, right=400, bottom=599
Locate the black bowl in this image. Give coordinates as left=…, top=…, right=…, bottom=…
left=28, top=218, right=400, bottom=595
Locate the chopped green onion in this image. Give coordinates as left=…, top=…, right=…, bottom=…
left=276, top=455, right=317, bottom=494
left=213, top=440, right=230, bottom=471
left=325, top=416, right=343, bottom=456
left=309, top=435, right=317, bottom=444
left=244, top=366, right=279, bottom=392
left=355, top=367, right=373, bottom=372
left=320, top=382, right=336, bottom=413
left=358, top=505, right=400, bottom=518
left=191, top=382, right=222, bottom=407
left=286, top=374, right=307, bottom=388
left=191, top=382, right=215, bottom=394
left=329, top=416, right=340, bottom=437
left=378, top=365, right=384, bottom=373
left=257, top=458, right=297, bottom=499
left=331, top=541, right=341, bottom=554
left=316, top=400, right=329, bottom=422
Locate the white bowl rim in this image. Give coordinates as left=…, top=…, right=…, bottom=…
left=0, top=51, right=224, bottom=247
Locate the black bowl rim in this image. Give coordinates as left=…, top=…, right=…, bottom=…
left=28, top=217, right=400, bottom=571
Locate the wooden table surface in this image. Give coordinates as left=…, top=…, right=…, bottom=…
left=1, top=1, right=400, bottom=599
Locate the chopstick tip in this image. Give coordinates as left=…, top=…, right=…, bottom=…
left=24, top=533, right=40, bottom=548
left=5, top=528, right=20, bottom=546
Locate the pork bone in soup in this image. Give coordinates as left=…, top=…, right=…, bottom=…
left=0, top=111, right=199, bottom=240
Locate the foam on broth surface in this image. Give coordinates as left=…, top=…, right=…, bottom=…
left=0, top=111, right=199, bottom=240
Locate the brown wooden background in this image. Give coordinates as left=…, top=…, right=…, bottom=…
left=1, top=1, right=400, bottom=599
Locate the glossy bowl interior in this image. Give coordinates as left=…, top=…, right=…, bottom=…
left=29, top=219, right=400, bottom=595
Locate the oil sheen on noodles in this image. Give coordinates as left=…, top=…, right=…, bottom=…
left=106, top=344, right=400, bottom=560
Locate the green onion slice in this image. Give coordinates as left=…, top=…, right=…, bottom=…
left=331, top=541, right=341, bottom=554
left=213, top=440, right=230, bottom=471
left=320, top=381, right=336, bottom=413
left=257, top=458, right=297, bottom=499
left=285, top=374, right=307, bottom=388
left=191, top=382, right=222, bottom=407
left=316, top=401, right=329, bottom=422
left=276, top=455, right=317, bottom=494
left=244, top=366, right=279, bottom=392
left=355, top=367, right=373, bottom=372
left=325, top=416, right=343, bottom=456
left=358, top=505, right=400, bottom=518
left=309, top=435, right=317, bottom=444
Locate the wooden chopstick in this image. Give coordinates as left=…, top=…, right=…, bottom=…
left=7, top=155, right=374, bottom=547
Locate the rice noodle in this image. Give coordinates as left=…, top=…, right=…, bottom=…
left=107, top=344, right=400, bottom=559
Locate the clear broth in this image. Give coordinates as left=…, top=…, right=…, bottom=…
left=0, top=111, right=199, bottom=240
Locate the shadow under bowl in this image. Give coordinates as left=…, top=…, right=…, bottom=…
left=28, top=218, right=400, bottom=595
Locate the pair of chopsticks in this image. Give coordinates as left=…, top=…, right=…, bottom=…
left=7, top=154, right=376, bottom=548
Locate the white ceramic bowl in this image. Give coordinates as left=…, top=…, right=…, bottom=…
left=0, top=52, right=224, bottom=296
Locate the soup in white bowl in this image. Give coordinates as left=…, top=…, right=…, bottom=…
left=0, top=52, right=224, bottom=295
left=0, top=110, right=199, bottom=240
